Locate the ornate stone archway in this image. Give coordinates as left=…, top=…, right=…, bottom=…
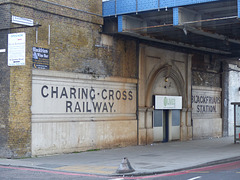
left=145, top=64, right=186, bottom=108
left=137, top=46, right=193, bottom=145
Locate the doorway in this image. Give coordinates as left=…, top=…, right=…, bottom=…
left=153, top=109, right=181, bottom=142
left=153, top=110, right=170, bottom=142
left=153, top=95, right=182, bottom=142
left=162, top=110, right=169, bottom=142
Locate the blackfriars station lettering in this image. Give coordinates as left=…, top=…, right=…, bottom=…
left=191, top=88, right=222, bottom=119
left=192, top=95, right=221, bottom=104
left=192, top=95, right=221, bottom=113
left=41, top=85, right=133, bottom=113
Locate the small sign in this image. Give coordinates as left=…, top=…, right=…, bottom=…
left=155, top=96, right=182, bottom=110
left=8, top=32, right=26, bottom=66
left=32, top=47, right=49, bottom=69
left=12, top=16, right=34, bottom=26
left=0, top=49, right=6, bottom=53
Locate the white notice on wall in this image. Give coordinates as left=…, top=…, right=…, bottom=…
left=8, top=32, right=26, bottom=66
left=0, top=49, right=6, bottom=53
left=155, top=96, right=182, bottom=110
left=12, top=16, right=34, bottom=26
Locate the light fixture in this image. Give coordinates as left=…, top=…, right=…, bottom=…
left=165, top=77, right=168, bottom=82
left=183, top=27, right=188, bottom=35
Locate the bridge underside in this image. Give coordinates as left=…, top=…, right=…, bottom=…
left=103, top=0, right=240, bottom=58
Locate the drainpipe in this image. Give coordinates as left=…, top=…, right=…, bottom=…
left=158, top=0, right=160, bottom=11
left=136, top=0, right=138, bottom=14
left=115, top=0, right=117, bottom=17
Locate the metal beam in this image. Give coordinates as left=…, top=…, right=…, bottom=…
left=118, top=15, right=123, bottom=32
left=119, top=31, right=231, bottom=55
left=197, top=5, right=236, bottom=14
left=179, top=25, right=240, bottom=45
left=177, top=16, right=240, bottom=45
left=103, top=0, right=222, bottom=17
left=173, top=8, right=179, bottom=26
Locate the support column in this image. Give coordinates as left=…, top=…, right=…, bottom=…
left=222, top=62, right=229, bottom=137
left=138, top=107, right=147, bottom=145
left=186, top=54, right=193, bottom=140
left=238, top=0, right=240, bottom=18
left=173, top=7, right=179, bottom=26
left=118, top=15, right=123, bottom=32
left=187, top=108, right=193, bottom=140
left=180, top=108, right=187, bottom=141
left=146, top=107, right=154, bottom=144
left=138, top=45, right=147, bottom=145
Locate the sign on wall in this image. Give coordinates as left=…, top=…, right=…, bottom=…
left=8, top=32, right=26, bottom=66
left=12, top=16, right=34, bottom=26
left=192, top=86, right=221, bottom=118
left=154, top=96, right=182, bottom=110
left=38, top=85, right=134, bottom=113
left=32, top=47, right=49, bottom=69
left=32, top=70, right=137, bottom=122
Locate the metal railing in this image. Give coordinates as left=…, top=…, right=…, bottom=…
left=231, top=102, right=240, bottom=144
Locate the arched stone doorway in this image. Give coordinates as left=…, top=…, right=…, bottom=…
left=138, top=45, right=192, bottom=145
left=147, top=65, right=186, bottom=142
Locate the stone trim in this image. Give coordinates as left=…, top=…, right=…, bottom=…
left=32, top=69, right=138, bottom=84
left=0, top=0, right=103, bottom=25
left=192, top=85, right=222, bottom=92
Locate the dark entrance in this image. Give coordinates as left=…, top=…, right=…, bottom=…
left=162, top=110, right=169, bottom=142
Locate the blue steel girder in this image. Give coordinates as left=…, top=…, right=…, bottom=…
left=104, top=0, right=239, bottom=32
left=173, top=7, right=179, bottom=26
left=238, top=0, right=240, bottom=18
left=103, top=0, right=223, bottom=17
left=103, top=0, right=240, bottom=56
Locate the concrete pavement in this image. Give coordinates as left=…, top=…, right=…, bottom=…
left=0, top=137, right=240, bottom=176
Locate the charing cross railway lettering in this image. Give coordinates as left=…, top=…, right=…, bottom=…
left=41, top=85, right=133, bottom=113
left=192, top=95, right=221, bottom=113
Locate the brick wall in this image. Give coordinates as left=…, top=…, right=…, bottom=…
left=0, top=4, right=11, bottom=158
left=192, top=54, right=221, bottom=87
left=0, top=0, right=137, bottom=158
left=46, top=0, right=102, bottom=15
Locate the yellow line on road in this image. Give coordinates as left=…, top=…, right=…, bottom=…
left=55, top=165, right=117, bottom=175
left=190, top=171, right=209, bottom=174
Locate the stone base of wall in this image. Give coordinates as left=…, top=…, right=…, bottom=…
left=32, top=120, right=137, bottom=156
left=193, top=118, right=222, bottom=139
